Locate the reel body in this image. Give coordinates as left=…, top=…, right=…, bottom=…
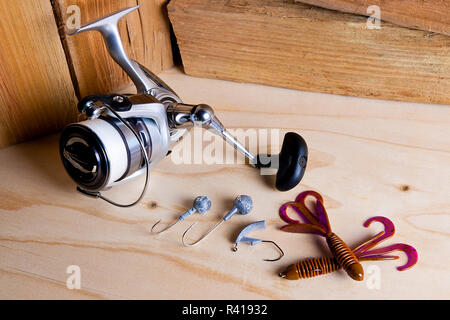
left=60, top=94, right=173, bottom=192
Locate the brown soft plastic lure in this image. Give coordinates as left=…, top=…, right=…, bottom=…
left=279, top=191, right=364, bottom=280
left=279, top=216, right=418, bottom=280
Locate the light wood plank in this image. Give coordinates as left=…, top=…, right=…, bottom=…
left=295, top=0, right=450, bottom=36
left=168, top=0, right=450, bottom=105
left=0, top=0, right=78, bottom=147
left=0, top=68, right=448, bottom=299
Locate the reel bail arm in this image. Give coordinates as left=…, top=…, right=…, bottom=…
left=67, top=5, right=180, bottom=103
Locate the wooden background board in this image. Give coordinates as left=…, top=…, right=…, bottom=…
left=0, top=0, right=78, bottom=148
left=53, top=0, right=174, bottom=98
left=168, top=0, right=450, bottom=105
left=295, top=0, right=450, bottom=36
left=0, top=68, right=448, bottom=299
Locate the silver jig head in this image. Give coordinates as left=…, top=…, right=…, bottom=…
left=151, top=196, right=211, bottom=234
left=182, top=195, right=253, bottom=246
left=233, top=220, right=284, bottom=262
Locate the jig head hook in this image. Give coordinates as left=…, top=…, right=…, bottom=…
left=151, top=196, right=211, bottom=234
left=182, top=195, right=253, bottom=246
left=233, top=220, right=284, bottom=262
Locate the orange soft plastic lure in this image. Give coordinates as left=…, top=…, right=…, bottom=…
left=279, top=215, right=418, bottom=280
left=279, top=191, right=364, bottom=280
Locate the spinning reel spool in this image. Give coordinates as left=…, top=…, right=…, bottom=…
left=59, top=6, right=308, bottom=207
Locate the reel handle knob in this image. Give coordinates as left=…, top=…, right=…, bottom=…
left=257, top=132, right=308, bottom=191
left=275, top=132, right=308, bottom=191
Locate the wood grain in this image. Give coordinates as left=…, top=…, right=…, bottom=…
left=0, top=0, right=78, bottom=148
left=295, top=0, right=450, bottom=36
left=0, top=67, right=448, bottom=299
left=54, top=0, right=174, bottom=98
left=168, top=0, right=450, bottom=105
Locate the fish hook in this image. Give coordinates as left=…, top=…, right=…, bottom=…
left=151, top=196, right=211, bottom=235
left=233, top=220, right=284, bottom=262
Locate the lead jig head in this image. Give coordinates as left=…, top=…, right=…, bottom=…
left=233, top=220, right=284, bottom=262
left=182, top=195, right=253, bottom=246
left=151, top=196, right=212, bottom=234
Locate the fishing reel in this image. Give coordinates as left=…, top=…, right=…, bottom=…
left=59, top=6, right=308, bottom=207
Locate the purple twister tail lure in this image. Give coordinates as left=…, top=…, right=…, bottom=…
left=352, top=216, right=418, bottom=271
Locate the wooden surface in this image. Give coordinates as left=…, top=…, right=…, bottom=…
left=295, top=0, right=450, bottom=36
left=54, top=0, right=174, bottom=98
left=0, top=68, right=449, bottom=299
left=168, top=0, right=450, bottom=105
left=0, top=0, right=78, bottom=148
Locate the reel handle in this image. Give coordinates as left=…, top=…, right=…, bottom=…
left=169, top=103, right=308, bottom=191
